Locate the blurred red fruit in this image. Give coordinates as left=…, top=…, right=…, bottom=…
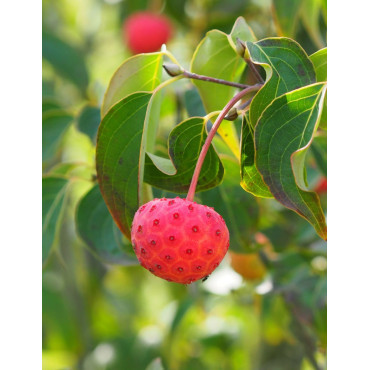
left=131, top=197, right=230, bottom=284
left=315, top=178, right=327, bottom=194
left=123, top=12, right=173, bottom=54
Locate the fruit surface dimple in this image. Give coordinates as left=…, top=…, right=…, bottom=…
left=131, top=198, right=230, bottom=284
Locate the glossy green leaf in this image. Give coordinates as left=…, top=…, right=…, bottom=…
left=255, top=83, right=327, bottom=239
left=96, top=92, right=152, bottom=239
left=240, top=115, right=273, bottom=198
left=272, top=0, right=303, bottom=37
left=247, top=37, right=316, bottom=127
left=144, top=117, right=224, bottom=193
left=42, top=32, right=89, bottom=92
left=101, top=53, right=163, bottom=116
left=42, top=176, right=69, bottom=264
left=77, top=105, right=101, bottom=143
left=42, top=110, right=74, bottom=162
left=76, top=185, right=138, bottom=265
left=310, top=48, right=327, bottom=129
left=228, top=16, right=256, bottom=45
left=200, top=155, right=259, bottom=253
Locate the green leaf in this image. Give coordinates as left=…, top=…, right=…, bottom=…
left=42, top=176, right=69, bottom=264
left=42, top=110, right=74, bottom=162
left=229, top=16, right=257, bottom=45
left=184, top=88, right=207, bottom=117
left=311, top=133, right=327, bottom=177
left=247, top=37, right=316, bottom=128
left=255, top=83, right=327, bottom=240
left=145, top=358, right=164, bottom=370
left=101, top=53, right=163, bottom=116
left=240, top=115, right=273, bottom=198
left=300, top=0, right=326, bottom=49
left=144, top=117, right=224, bottom=193
left=77, top=105, right=101, bottom=143
left=76, top=185, right=138, bottom=265
left=272, top=0, right=303, bottom=37
left=310, top=48, right=327, bottom=129
left=200, top=156, right=259, bottom=252
left=96, top=92, right=152, bottom=239
left=42, top=98, right=61, bottom=113
left=42, top=32, right=89, bottom=92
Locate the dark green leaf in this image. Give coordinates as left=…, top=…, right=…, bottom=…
left=42, top=176, right=69, bottom=264
left=76, top=185, right=138, bottom=265
left=77, top=105, right=101, bottom=143
left=144, top=117, right=224, bottom=193
left=247, top=37, right=316, bottom=127
left=96, top=92, right=152, bottom=239
left=42, top=110, right=74, bottom=162
left=42, top=32, right=89, bottom=92
left=184, top=88, right=207, bottom=117
left=42, top=98, right=61, bottom=113
left=240, top=114, right=273, bottom=198
left=255, top=83, right=327, bottom=239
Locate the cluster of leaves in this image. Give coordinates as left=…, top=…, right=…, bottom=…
left=42, top=1, right=327, bottom=367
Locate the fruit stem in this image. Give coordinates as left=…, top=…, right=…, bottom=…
left=186, top=84, right=262, bottom=201
left=182, top=70, right=253, bottom=89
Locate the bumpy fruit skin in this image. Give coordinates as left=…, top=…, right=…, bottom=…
left=131, top=197, right=229, bottom=284
left=123, top=12, right=172, bottom=54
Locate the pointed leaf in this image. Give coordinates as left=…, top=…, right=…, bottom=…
left=240, top=115, right=273, bottom=198
left=144, top=117, right=224, bottom=193
left=254, top=83, right=327, bottom=239
left=310, top=133, right=327, bottom=176
left=76, top=185, right=138, bottom=265
left=247, top=37, right=316, bottom=127
left=101, top=53, right=163, bottom=116
left=42, top=110, right=74, bottom=162
left=229, top=16, right=257, bottom=44
left=42, top=176, right=69, bottom=264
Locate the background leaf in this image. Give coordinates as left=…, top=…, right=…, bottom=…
left=101, top=53, right=163, bottom=116
left=144, top=117, right=224, bottom=193
left=42, top=176, right=69, bottom=264
left=76, top=185, right=138, bottom=265
left=255, top=83, right=327, bottom=239
left=77, top=105, right=101, bottom=143
left=272, top=0, right=303, bottom=37
left=247, top=37, right=316, bottom=127
left=42, top=110, right=74, bottom=162
left=42, top=32, right=89, bottom=93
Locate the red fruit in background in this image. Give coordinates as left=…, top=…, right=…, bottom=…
left=123, top=12, right=173, bottom=54
left=315, top=178, right=327, bottom=194
left=131, top=197, right=230, bottom=284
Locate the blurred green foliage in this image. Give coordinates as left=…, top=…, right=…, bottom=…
left=42, top=0, right=327, bottom=369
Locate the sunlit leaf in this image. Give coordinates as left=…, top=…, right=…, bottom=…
left=311, top=133, right=327, bottom=177
left=310, top=48, right=327, bottom=129
left=42, top=176, right=69, bottom=264
left=101, top=53, right=163, bottom=116
left=255, top=83, right=327, bottom=239
left=247, top=37, right=316, bottom=127
left=240, top=114, right=272, bottom=198
left=76, top=185, right=138, bottom=265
